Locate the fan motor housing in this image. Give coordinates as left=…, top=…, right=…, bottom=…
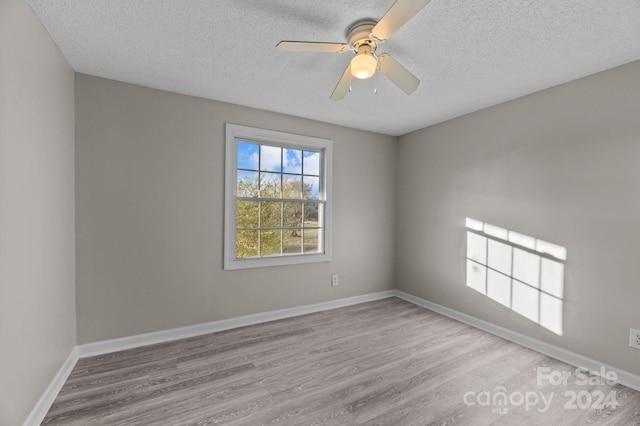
left=347, top=20, right=378, bottom=50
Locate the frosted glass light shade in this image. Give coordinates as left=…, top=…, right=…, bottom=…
left=350, top=53, right=377, bottom=79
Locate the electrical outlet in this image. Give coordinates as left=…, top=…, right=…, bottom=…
left=331, top=274, right=339, bottom=287
left=629, top=328, right=640, bottom=349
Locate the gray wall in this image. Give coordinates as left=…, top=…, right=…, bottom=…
left=75, top=74, right=397, bottom=344
left=3, top=6, right=638, bottom=419
left=0, top=0, right=76, bottom=424
left=396, top=60, right=640, bottom=375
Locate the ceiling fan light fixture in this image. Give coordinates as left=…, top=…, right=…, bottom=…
left=350, top=45, right=377, bottom=80
left=277, top=0, right=429, bottom=100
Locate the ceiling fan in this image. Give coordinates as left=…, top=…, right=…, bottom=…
left=277, top=0, right=431, bottom=100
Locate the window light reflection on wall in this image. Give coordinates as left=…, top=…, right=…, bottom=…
left=465, top=218, right=566, bottom=335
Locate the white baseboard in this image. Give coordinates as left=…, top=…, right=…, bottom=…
left=393, top=290, right=640, bottom=392
left=23, top=347, right=78, bottom=426
left=77, top=290, right=397, bottom=358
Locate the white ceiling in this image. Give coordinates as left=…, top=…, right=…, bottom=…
left=27, top=0, right=640, bottom=136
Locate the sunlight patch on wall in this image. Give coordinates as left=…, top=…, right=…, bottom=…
left=465, top=218, right=566, bottom=335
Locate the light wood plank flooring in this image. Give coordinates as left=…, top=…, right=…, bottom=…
left=43, top=298, right=640, bottom=425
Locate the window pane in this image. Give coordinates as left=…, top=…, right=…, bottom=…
left=236, top=201, right=259, bottom=229
left=304, top=203, right=319, bottom=227
left=282, top=174, right=302, bottom=199
left=260, top=202, right=281, bottom=228
left=303, top=176, right=320, bottom=200
left=487, top=269, right=511, bottom=308
left=466, top=232, right=487, bottom=264
left=283, top=148, right=302, bottom=174
left=237, top=142, right=259, bottom=170
left=283, top=229, right=302, bottom=254
left=487, top=239, right=512, bottom=275
left=260, top=172, right=281, bottom=198
left=283, top=202, right=303, bottom=228
left=260, top=230, right=281, bottom=256
left=260, top=145, right=282, bottom=172
left=237, top=171, right=258, bottom=197
left=303, top=151, right=320, bottom=175
left=236, top=230, right=258, bottom=258
left=466, top=260, right=486, bottom=294
left=513, top=248, right=540, bottom=288
left=303, top=228, right=320, bottom=253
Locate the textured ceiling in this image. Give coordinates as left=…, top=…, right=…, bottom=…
left=27, top=0, right=640, bottom=136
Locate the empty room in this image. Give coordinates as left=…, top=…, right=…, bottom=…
left=2, top=0, right=640, bottom=424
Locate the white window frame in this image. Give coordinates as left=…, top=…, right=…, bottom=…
left=224, top=123, right=333, bottom=270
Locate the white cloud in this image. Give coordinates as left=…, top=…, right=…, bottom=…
left=283, top=148, right=302, bottom=174
left=303, top=152, right=320, bottom=175
left=249, top=152, right=259, bottom=169
left=257, top=146, right=320, bottom=175
left=260, top=145, right=281, bottom=171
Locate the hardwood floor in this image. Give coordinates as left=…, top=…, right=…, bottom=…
left=43, top=298, right=640, bottom=425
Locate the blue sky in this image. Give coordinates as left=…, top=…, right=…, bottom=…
left=237, top=142, right=320, bottom=175
left=237, top=142, right=321, bottom=199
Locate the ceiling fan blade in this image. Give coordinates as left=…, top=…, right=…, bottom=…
left=330, top=65, right=352, bottom=101
left=371, top=0, right=432, bottom=41
left=277, top=41, right=350, bottom=53
left=377, top=53, right=420, bottom=95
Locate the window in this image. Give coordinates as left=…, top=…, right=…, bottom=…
left=224, top=124, right=332, bottom=270
left=465, top=218, right=566, bottom=335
